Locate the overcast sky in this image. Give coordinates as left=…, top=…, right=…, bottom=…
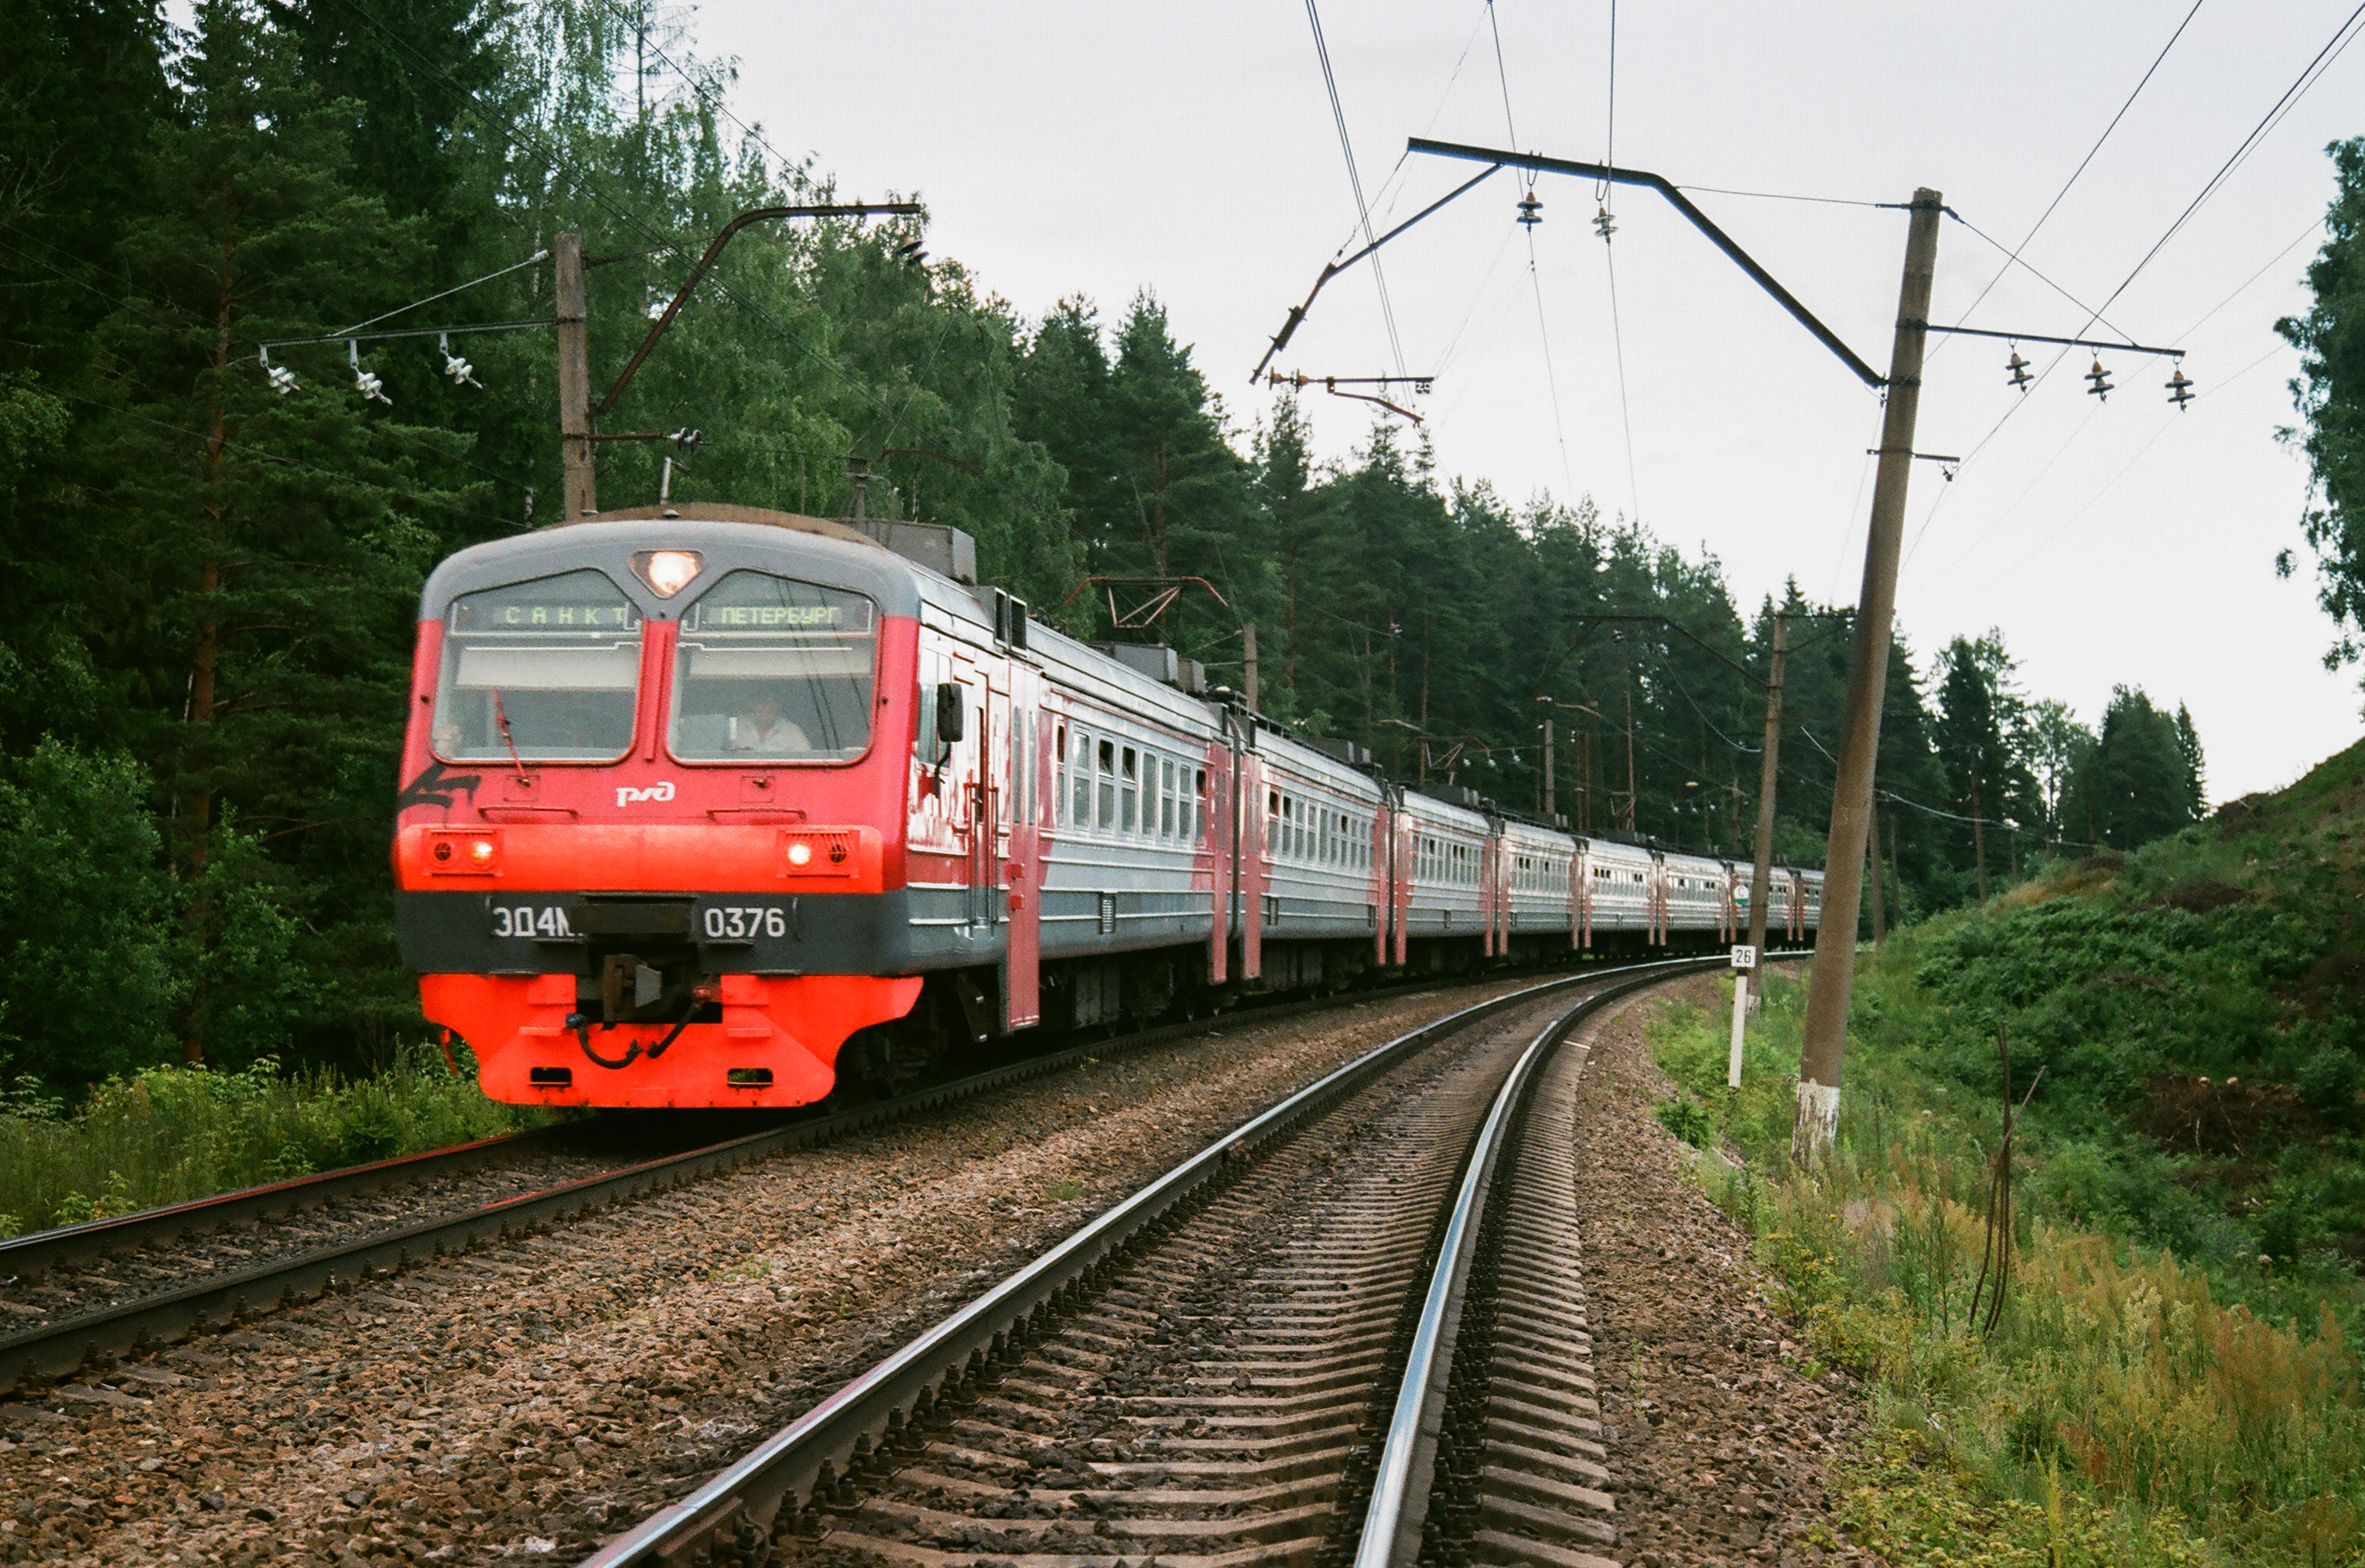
left=688, top=0, right=2360, bottom=802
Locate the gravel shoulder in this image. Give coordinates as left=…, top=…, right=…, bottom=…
left=0, top=975, right=1564, bottom=1568
left=1572, top=974, right=1876, bottom=1568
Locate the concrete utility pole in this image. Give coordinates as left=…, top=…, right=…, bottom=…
left=555, top=232, right=596, bottom=520
left=1741, top=610, right=1787, bottom=1000
left=1793, top=189, right=1943, bottom=1163
left=1541, top=717, right=1555, bottom=818
left=1242, top=623, right=1259, bottom=712
left=1866, top=787, right=1887, bottom=941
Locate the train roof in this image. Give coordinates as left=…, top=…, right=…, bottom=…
left=418, top=507, right=935, bottom=623
left=425, top=508, right=1831, bottom=874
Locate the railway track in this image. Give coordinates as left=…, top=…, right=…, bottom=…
left=577, top=955, right=1714, bottom=1568
left=0, top=956, right=1717, bottom=1401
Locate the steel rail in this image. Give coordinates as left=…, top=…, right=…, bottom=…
left=576, top=954, right=1719, bottom=1568
left=0, top=1124, right=576, bottom=1281
left=0, top=955, right=1718, bottom=1398
left=0, top=947, right=1715, bottom=1286
left=1352, top=982, right=1608, bottom=1567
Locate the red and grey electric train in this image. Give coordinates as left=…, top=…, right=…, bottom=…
left=393, top=504, right=1823, bottom=1109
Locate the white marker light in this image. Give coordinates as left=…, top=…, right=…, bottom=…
left=787, top=840, right=813, bottom=867
left=635, top=549, right=702, bottom=598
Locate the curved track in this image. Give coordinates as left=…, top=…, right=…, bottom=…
left=0, top=957, right=1718, bottom=1400
left=575, top=957, right=1717, bottom=1568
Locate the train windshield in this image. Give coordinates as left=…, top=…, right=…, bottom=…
left=432, top=569, right=643, bottom=763
left=668, top=570, right=877, bottom=763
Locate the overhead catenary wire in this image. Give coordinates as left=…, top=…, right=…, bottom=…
left=1593, top=0, right=1643, bottom=523
left=1305, top=0, right=1408, bottom=377
left=1479, top=0, right=1576, bottom=499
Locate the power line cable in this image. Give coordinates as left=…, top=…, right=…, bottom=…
left=1933, top=0, right=2206, bottom=359
left=1595, top=0, right=1616, bottom=201
left=1602, top=241, right=1642, bottom=521
left=1480, top=0, right=1576, bottom=497
left=1941, top=210, right=2135, bottom=347
left=1909, top=12, right=2363, bottom=577
left=2075, top=1, right=2365, bottom=344
left=326, top=0, right=1043, bottom=507
left=1588, top=0, right=1642, bottom=521
left=1304, top=0, right=1408, bottom=376
left=2174, top=216, right=2323, bottom=340
left=54, top=388, right=529, bottom=532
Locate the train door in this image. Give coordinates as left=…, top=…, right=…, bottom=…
left=1235, top=743, right=1265, bottom=981
left=1655, top=851, right=1674, bottom=951
left=1206, top=738, right=1232, bottom=986
left=1391, top=802, right=1414, bottom=967
left=956, top=654, right=1000, bottom=934
left=1003, top=668, right=1042, bottom=1030
left=1571, top=842, right=1590, bottom=951
left=1481, top=832, right=1499, bottom=958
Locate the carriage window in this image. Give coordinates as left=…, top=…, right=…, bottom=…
left=1053, top=721, right=1068, bottom=824
left=1193, top=769, right=1207, bottom=845
left=1160, top=760, right=1177, bottom=838
left=1097, top=740, right=1116, bottom=830
left=668, top=571, right=876, bottom=762
left=1121, top=746, right=1140, bottom=834
left=1072, top=729, right=1093, bottom=825
left=433, top=569, right=642, bottom=764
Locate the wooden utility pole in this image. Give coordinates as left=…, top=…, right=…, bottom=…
left=1741, top=610, right=1787, bottom=995
left=1793, top=188, right=1943, bottom=1163
left=1242, top=623, right=1259, bottom=712
left=555, top=232, right=596, bottom=520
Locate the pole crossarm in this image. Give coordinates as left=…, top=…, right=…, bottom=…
left=1925, top=323, right=2186, bottom=358
left=1406, top=138, right=1888, bottom=388
left=593, top=202, right=924, bottom=418
left=1249, top=163, right=1505, bottom=383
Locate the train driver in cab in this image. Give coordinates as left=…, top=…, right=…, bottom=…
left=730, top=690, right=811, bottom=757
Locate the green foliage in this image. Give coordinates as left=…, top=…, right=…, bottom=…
left=0, top=1044, right=543, bottom=1238
left=0, top=0, right=2224, bottom=1094
left=1646, top=738, right=2365, bottom=1562
left=2060, top=688, right=2206, bottom=851
left=0, top=739, right=182, bottom=1081
left=2278, top=135, right=2365, bottom=677
left=1652, top=1094, right=1715, bottom=1149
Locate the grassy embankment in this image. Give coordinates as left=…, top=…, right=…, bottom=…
left=1649, top=738, right=2365, bottom=1567
left=0, top=1045, right=544, bottom=1238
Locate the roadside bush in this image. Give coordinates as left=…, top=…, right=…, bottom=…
left=1651, top=965, right=2365, bottom=1567
left=0, top=1044, right=545, bottom=1238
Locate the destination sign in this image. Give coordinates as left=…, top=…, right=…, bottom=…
left=463, top=602, right=639, bottom=629
left=699, top=603, right=863, bottom=630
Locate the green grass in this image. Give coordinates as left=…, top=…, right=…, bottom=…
left=0, top=1044, right=549, bottom=1238
left=1645, top=737, right=2365, bottom=1566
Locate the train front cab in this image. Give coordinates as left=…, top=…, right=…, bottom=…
left=394, top=511, right=939, bottom=1109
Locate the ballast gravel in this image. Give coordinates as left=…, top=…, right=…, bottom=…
left=0, top=975, right=1567, bottom=1567
left=1572, top=972, right=1875, bottom=1567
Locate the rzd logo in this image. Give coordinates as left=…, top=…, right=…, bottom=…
left=615, top=781, right=677, bottom=808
